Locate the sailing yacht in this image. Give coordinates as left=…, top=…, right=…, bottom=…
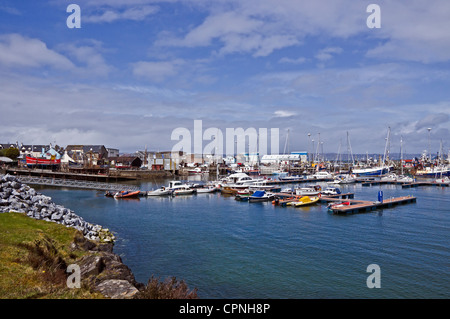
left=352, top=127, right=393, bottom=177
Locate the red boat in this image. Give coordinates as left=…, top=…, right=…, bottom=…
left=26, top=156, right=61, bottom=166
left=113, top=190, right=141, bottom=199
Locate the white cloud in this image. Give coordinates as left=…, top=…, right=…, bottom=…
left=0, top=34, right=74, bottom=70
left=58, top=41, right=112, bottom=77
left=279, top=57, right=307, bottom=64
left=315, top=47, right=343, bottom=62
left=132, top=59, right=184, bottom=82
left=84, top=5, right=159, bottom=23
left=274, top=110, right=296, bottom=117
left=365, top=0, right=450, bottom=63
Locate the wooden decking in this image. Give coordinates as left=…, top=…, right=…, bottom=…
left=361, top=180, right=449, bottom=188
left=328, top=195, right=417, bottom=214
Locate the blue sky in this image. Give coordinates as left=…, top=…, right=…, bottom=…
left=1, top=0, right=449, bottom=156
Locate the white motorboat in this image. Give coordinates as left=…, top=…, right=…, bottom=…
left=173, top=186, right=195, bottom=195
left=435, top=176, right=450, bottom=184
left=295, top=185, right=321, bottom=196
left=219, top=172, right=265, bottom=188
left=397, top=175, right=414, bottom=183
left=196, top=186, right=218, bottom=193
left=167, top=180, right=191, bottom=190
left=321, top=187, right=341, bottom=196
left=248, top=180, right=277, bottom=190
left=279, top=175, right=303, bottom=182
left=330, top=174, right=356, bottom=184
left=147, top=186, right=172, bottom=196
left=381, top=173, right=414, bottom=183
left=312, top=171, right=333, bottom=180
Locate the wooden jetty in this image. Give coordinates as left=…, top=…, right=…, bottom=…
left=401, top=181, right=449, bottom=188
left=360, top=179, right=449, bottom=188
left=361, top=180, right=407, bottom=187
left=272, top=192, right=355, bottom=206
left=328, top=195, right=417, bottom=215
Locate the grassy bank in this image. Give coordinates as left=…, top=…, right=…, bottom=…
left=0, top=212, right=103, bottom=299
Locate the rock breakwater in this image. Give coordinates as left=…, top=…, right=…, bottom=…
left=0, top=174, right=115, bottom=243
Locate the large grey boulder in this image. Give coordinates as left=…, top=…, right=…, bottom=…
left=95, top=279, right=140, bottom=299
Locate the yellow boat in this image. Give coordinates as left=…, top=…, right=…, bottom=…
left=288, top=196, right=320, bottom=207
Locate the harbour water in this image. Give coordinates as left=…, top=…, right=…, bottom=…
left=36, top=177, right=449, bottom=299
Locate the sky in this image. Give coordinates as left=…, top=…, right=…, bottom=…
left=0, top=0, right=449, bottom=157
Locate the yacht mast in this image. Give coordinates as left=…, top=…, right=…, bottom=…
left=400, top=136, right=403, bottom=175
left=346, top=131, right=354, bottom=167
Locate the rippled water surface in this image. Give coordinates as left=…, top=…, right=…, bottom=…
left=39, top=178, right=449, bottom=298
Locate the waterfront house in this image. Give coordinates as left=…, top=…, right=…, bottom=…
left=107, top=148, right=120, bottom=158
left=65, top=145, right=108, bottom=166
left=146, top=151, right=183, bottom=170
left=109, top=156, right=142, bottom=169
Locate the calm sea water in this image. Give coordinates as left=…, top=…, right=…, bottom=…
left=37, top=177, right=449, bottom=299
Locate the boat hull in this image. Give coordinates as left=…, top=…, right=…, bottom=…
left=352, top=167, right=391, bottom=177
left=114, top=191, right=141, bottom=199
left=26, top=156, right=61, bottom=166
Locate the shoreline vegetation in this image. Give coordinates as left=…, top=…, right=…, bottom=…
left=0, top=174, right=198, bottom=299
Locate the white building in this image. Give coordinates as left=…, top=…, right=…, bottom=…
left=260, top=152, right=307, bottom=165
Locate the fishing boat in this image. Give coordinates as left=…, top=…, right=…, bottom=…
left=295, top=185, right=321, bottom=196
left=352, top=166, right=392, bottom=177
left=114, top=190, right=141, bottom=199
left=248, top=190, right=275, bottom=202
left=147, top=187, right=172, bottom=196
left=287, top=196, right=320, bottom=207
left=415, top=166, right=450, bottom=178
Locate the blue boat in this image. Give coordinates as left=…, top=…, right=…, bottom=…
left=352, top=166, right=392, bottom=177
left=248, top=190, right=275, bottom=202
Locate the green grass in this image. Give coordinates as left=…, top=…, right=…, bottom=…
left=0, top=212, right=103, bottom=299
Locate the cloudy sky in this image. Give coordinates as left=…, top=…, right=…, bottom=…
left=1, top=0, right=449, bottom=156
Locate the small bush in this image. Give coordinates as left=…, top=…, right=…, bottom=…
left=135, top=276, right=198, bottom=299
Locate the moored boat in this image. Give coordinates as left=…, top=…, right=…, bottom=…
left=287, top=196, right=320, bottom=207
left=352, top=166, right=392, bottom=177
left=435, top=176, right=450, bottom=184
left=196, top=186, right=218, bottom=193
left=220, top=186, right=239, bottom=195
left=26, top=155, right=61, bottom=167
left=248, top=190, right=275, bottom=202
left=147, top=187, right=172, bottom=196
left=321, top=187, right=341, bottom=196
left=295, top=185, right=321, bottom=196
left=173, top=186, right=195, bottom=195
left=114, top=190, right=141, bottom=199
